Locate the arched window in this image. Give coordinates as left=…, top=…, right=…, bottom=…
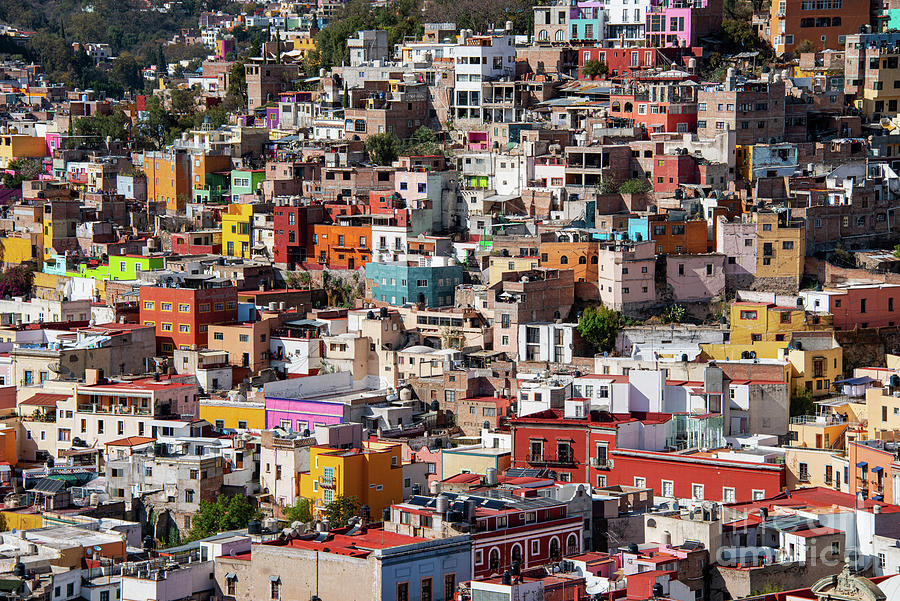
left=591, top=256, right=598, bottom=264
left=560, top=255, right=569, bottom=265
left=511, top=544, right=523, bottom=565
left=611, top=101, right=621, bottom=112
left=579, top=256, right=587, bottom=264
left=549, top=537, right=561, bottom=559
left=489, top=548, right=501, bottom=571
left=566, top=534, right=579, bottom=556
left=555, top=30, right=565, bottom=41
left=624, top=102, right=633, bottom=113
left=538, top=30, right=549, bottom=41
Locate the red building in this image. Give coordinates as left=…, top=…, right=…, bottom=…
left=387, top=492, right=583, bottom=578
left=578, top=47, right=694, bottom=80
left=652, top=153, right=699, bottom=193
left=171, top=230, right=222, bottom=255
left=273, top=205, right=325, bottom=269
left=608, top=72, right=699, bottom=134
left=139, top=284, right=238, bottom=354
left=510, top=409, right=785, bottom=502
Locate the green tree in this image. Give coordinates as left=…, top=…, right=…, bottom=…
left=185, top=494, right=262, bottom=541
left=1, top=158, right=43, bottom=189
left=224, top=61, right=247, bottom=111
left=618, top=178, right=651, bottom=194
left=322, top=495, right=361, bottom=528
left=284, top=498, right=313, bottom=524
left=365, top=132, right=401, bottom=166
left=661, top=304, right=686, bottom=324
left=0, top=265, right=35, bottom=298
left=790, top=388, right=815, bottom=417
left=74, top=109, right=131, bottom=141
left=582, top=59, right=608, bottom=79
left=577, top=306, right=621, bottom=353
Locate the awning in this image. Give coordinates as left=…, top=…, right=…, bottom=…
left=873, top=466, right=884, bottom=473
left=225, top=573, right=236, bottom=579
left=834, top=376, right=877, bottom=386
left=857, top=461, right=868, bottom=469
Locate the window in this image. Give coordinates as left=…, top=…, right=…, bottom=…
left=161, top=323, right=173, bottom=332
left=692, top=483, right=704, bottom=500
left=271, top=579, right=281, bottom=600
left=661, top=480, right=674, bottom=497
left=185, top=489, right=194, bottom=503
left=214, top=332, right=224, bottom=340
left=178, top=303, right=190, bottom=313
left=531, top=539, right=540, bottom=555
left=227, top=576, right=237, bottom=596
left=143, top=301, right=155, bottom=310
left=752, top=489, right=766, bottom=500
left=421, top=578, right=432, bottom=601
left=445, top=574, right=456, bottom=601
left=397, top=583, right=409, bottom=601
left=179, top=324, right=190, bottom=333
left=740, top=310, right=757, bottom=320
left=161, top=302, right=173, bottom=311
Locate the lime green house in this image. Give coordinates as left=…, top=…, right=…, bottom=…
left=230, top=169, right=266, bottom=197
left=79, top=255, right=166, bottom=281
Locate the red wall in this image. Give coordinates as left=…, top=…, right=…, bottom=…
left=139, top=286, right=238, bottom=354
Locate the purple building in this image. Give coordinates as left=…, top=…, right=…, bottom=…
left=264, top=396, right=347, bottom=432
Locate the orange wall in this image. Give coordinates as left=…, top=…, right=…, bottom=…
left=539, top=242, right=598, bottom=282
left=650, top=219, right=710, bottom=254
left=309, top=224, right=373, bottom=270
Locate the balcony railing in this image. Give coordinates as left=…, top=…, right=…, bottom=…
left=589, top=457, right=614, bottom=469
left=319, top=476, right=337, bottom=489
left=527, top=454, right=577, bottom=467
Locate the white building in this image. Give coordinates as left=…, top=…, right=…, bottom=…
left=452, top=31, right=516, bottom=121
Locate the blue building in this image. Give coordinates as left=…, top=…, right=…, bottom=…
left=366, top=260, right=464, bottom=307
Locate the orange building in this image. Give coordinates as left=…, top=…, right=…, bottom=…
left=139, top=284, right=238, bottom=354
left=309, top=223, right=373, bottom=270
left=144, top=150, right=191, bottom=213
left=539, top=241, right=598, bottom=282
left=770, top=0, right=869, bottom=54
left=192, top=152, right=232, bottom=191
left=649, top=217, right=710, bottom=255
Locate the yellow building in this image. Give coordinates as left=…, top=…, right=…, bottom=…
left=784, top=447, right=849, bottom=492
left=701, top=332, right=840, bottom=399
left=0, top=134, right=47, bottom=169
left=754, top=210, right=805, bottom=289
left=441, top=446, right=511, bottom=477
left=198, top=398, right=266, bottom=430
left=487, top=256, right=540, bottom=286
left=292, top=36, right=317, bottom=58
left=863, top=384, right=900, bottom=439
left=787, top=415, right=848, bottom=450
left=0, top=237, right=33, bottom=267
left=221, top=204, right=254, bottom=258
left=299, top=442, right=403, bottom=519
left=786, top=334, right=842, bottom=398
left=729, top=301, right=830, bottom=345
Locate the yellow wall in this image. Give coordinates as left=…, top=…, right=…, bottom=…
left=299, top=442, right=403, bottom=519
left=730, top=302, right=826, bottom=345
left=487, top=256, right=540, bottom=286
left=1, top=511, right=42, bottom=531
left=755, top=212, right=805, bottom=285
left=0, top=135, right=47, bottom=169
left=788, top=346, right=842, bottom=397
left=0, top=237, right=33, bottom=266
left=701, top=341, right=789, bottom=361
left=441, top=450, right=511, bottom=477
left=784, top=447, right=849, bottom=492
left=865, top=386, right=900, bottom=439
left=198, top=402, right=265, bottom=430
left=788, top=420, right=847, bottom=450
left=221, top=204, right=253, bottom=258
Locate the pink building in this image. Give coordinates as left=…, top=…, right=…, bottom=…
left=666, top=254, right=726, bottom=302
left=801, top=284, right=900, bottom=330
left=596, top=240, right=657, bottom=312
left=532, top=155, right=566, bottom=188
left=716, top=216, right=757, bottom=289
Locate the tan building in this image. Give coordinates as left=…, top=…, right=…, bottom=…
left=784, top=446, right=850, bottom=491
left=754, top=210, right=805, bottom=290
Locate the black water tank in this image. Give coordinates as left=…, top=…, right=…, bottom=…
left=248, top=520, right=262, bottom=535
left=13, top=563, right=24, bottom=578
left=502, top=571, right=512, bottom=585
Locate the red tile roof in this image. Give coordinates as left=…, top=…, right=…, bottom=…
left=21, top=393, right=70, bottom=407
left=106, top=436, right=156, bottom=447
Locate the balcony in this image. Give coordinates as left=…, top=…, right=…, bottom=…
left=799, top=471, right=810, bottom=483
left=527, top=454, right=577, bottom=467
left=319, top=476, right=337, bottom=489
left=589, top=457, right=614, bottom=469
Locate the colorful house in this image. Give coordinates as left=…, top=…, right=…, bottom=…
left=298, top=442, right=404, bottom=519
left=230, top=169, right=267, bottom=197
